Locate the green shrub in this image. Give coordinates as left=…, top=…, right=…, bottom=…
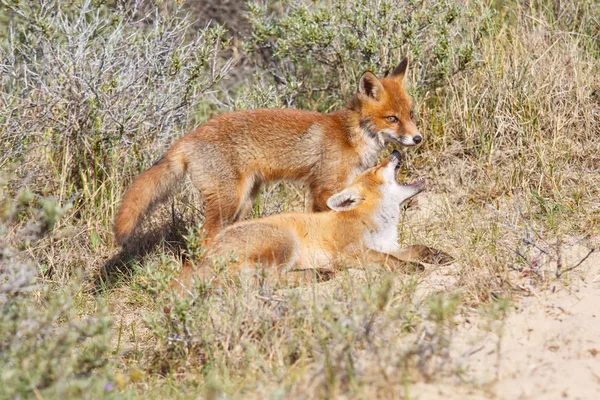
left=0, top=175, right=118, bottom=399
left=246, top=0, right=492, bottom=110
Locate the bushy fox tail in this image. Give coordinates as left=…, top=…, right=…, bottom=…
left=114, top=146, right=187, bottom=246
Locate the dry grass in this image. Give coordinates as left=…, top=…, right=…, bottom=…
left=1, top=0, right=599, bottom=398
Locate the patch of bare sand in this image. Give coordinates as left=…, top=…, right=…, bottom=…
left=402, top=193, right=600, bottom=399
left=457, top=247, right=599, bottom=400
left=409, top=243, right=600, bottom=399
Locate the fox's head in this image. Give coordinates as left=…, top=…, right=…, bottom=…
left=351, top=58, right=422, bottom=147
left=326, top=150, right=424, bottom=213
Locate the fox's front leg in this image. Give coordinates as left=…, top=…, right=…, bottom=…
left=384, top=245, right=454, bottom=266
left=345, top=249, right=424, bottom=270
left=346, top=246, right=453, bottom=271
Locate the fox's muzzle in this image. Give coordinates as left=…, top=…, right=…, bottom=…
left=406, top=179, right=426, bottom=192
left=389, top=149, right=403, bottom=164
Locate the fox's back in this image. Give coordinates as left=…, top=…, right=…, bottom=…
left=183, top=108, right=355, bottom=179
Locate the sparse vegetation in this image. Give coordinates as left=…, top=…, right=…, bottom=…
left=0, top=175, right=116, bottom=398
left=0, top=0, right=598, bottom=399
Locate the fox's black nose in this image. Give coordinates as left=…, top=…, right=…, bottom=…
left=413, top=135, right=422, bottom=144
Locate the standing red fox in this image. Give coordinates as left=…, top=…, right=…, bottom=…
left=172, top=151, right=452, bottom=291
left=115, top=58, right=421, bottom=245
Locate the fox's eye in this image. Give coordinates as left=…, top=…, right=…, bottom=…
left=386, top=116, right=399, bottom=123
left=410, top=110, right=415, bottom=120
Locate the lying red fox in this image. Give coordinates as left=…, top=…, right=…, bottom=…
left=173, top=151, right=452, bottom=291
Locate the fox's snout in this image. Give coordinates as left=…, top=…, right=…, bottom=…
left=410, top=134, right=423, bottom=144
left=395, top=178, right=425, bottom=205
left=397, top=122, right=422, bottom=146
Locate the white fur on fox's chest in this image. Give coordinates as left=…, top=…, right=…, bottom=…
left=362, top=198, right=401, bottom=253
left=347, top=132, right=386, bottom=185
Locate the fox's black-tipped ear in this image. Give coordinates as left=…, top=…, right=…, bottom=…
left=327, top=187, right=363, bottom=212
left=390, top=57, right=409, bottom=80
left=358, top=71, right=384, bottom=100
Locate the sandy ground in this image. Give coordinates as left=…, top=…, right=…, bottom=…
left=462, top=249, right=598, bottom=400
left=413, top=249, right=600, bottom=400
left=407, top=193, right=600, bottom=399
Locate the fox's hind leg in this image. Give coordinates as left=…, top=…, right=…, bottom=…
left=202, top=188, right=243, bottom=240
left=232, top=174, right=262, bottom=222
left=200, top=175, right=262, bottom=240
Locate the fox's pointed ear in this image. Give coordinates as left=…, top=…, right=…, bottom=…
left=358, top=71, right=384, bottom=100
left=327, top=187, right=363, bottom=212
left=390, top=58, right=409, bottom=81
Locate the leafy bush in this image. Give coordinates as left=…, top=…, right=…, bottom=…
left=247, top=0, right=492, bottom=109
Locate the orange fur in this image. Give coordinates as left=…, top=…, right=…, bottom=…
left=171, top=152, right=453, bottom=292
left=115, top=59, right=422, bottom=245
